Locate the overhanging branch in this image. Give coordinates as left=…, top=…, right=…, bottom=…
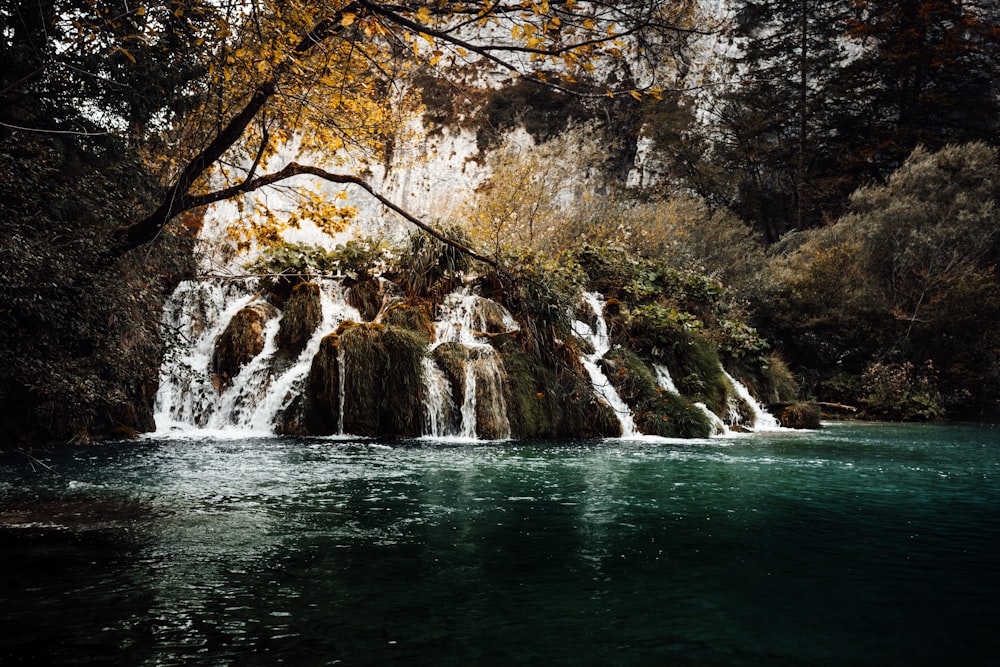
left=188, top=162, right=498, bottom=268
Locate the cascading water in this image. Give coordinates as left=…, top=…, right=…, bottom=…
left=154, top=280, right=360, bottom=433
left=421, top=357, right=456, bottom=436
left=572, top=292, right=637, bottom=437
left=154, top=269, right=779, bottom=440
left=427, top=289, right=515, bottom=440
left=155, top=280, right=257, bottom=429
left=723, top=370, right=782, bottom=431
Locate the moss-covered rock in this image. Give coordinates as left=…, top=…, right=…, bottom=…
left=599, top=348, right=713, bottom=438
left=289, top=332, right=342, bottom=435
left=381, top=302, right=435, bottom=341
left=275, top=282, right=322, bottom=356
left=338, top=322, right=427, bottom=437
left=778, top=402, right=822, bottom=429
left=496, top=337, right=620, bottom=438
left=725, top=352, right=798, bottom=406
left=431, top=342, right=470, bottom=412
left=347, top=278, right=386, bottom=321
left=211, top=303, right=277, bottom=390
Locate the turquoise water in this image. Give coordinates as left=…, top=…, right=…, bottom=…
left=2, top=422, right=998, bottom=665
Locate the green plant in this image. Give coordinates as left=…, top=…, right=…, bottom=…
left=392, top=225, right=472, bottom=302
left=860, top=360, right=945, bottom=421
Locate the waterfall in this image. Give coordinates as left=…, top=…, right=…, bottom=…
left=428, top=289, right=515, bottom=440
left=653, top=364, right=728, bottom=436
left=723, top=370, right=782, bottom=431
left=572, top=292, right=637, bottom=438
left=155, top=280, right=257, bottom=429
left=154, top=272, right=780, bottom=440
left=336, top=343, right=347, bottom=435
left=421, top=357, right=456, bottom=437
left=459, top=360, right=479, bottom=439
left=155, top=280, right=360, bottom=433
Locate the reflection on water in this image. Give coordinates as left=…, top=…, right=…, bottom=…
left=2, top=423, right=999, bottom=665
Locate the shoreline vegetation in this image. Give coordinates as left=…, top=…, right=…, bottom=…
left=2, top=2, right=998, bottom=447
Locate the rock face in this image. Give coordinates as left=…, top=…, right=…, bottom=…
left=211, top=303, right=277, bottom=390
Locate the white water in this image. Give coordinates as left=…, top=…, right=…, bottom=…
left=572, top=292, right=637, bottom=437
left=421, top=357, right=456, bottom=436
left=430, top=289, right=515, bottom=440
left=723, top=370, right=782, bottom=431
left=155, top=280, right=360, bottom=433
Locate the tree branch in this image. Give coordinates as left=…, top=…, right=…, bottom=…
left=188, top=161, right=498, bottom=268
left=106, top=3, right=362, bottom=259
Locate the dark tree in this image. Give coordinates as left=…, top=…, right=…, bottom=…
left=832, top=0, right=1000, bottom=180
left=712, top=0, right=850, bottom=242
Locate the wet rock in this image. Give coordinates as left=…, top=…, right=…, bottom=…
left=211, top=303, right=277, bottom=390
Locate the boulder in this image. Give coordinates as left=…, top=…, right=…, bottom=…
left=211, top=303, right=277, bottom=390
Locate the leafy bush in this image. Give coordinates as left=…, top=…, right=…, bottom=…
left=758, top=143, right=1000, bottom=415
left=860, top=361, right=945, bottom=422
left=391, top=225, right=472, bottom=302
left=249, top=237, right=389, bottom=278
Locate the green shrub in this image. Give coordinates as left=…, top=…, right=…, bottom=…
left=392, top=225, right=472, bottom=303
left=860, top=361, right=945, bottom=421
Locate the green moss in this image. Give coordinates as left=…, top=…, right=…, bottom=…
left=599, top=348, right=712, bottom=439
left=726, top=352, right=798, bottom=406
left=339, top=322, right=428, bottom=437
left=501, top=346, right=556, bottom=438
left=380, top=302, right=435, bottom=342
left=275, top=282, right=322, bottom=356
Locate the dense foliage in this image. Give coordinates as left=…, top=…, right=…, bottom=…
left=0, top=134, right=193, bottom=445
left=758, top=143, right=1000, bottom=418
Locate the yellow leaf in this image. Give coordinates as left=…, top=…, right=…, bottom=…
left=136, top=6, right=146, bottom=16
left=341, top=12, right=356, bottom=27
left=419, top=32, right=435, bottom=46
left=629, top=90, right=642, bottom=101
left=416, top=7, right=433, bottom=23
left=119, top=46, right=136, bottom=63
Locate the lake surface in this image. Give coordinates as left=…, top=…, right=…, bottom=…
left=2, top=422, right=999, bottom=665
